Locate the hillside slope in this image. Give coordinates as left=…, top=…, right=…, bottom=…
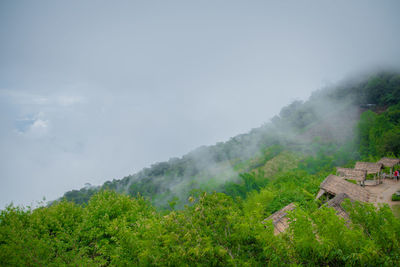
left=61, top=71, right=400, bottom=209
left=3, top=71, right=400, bottom=266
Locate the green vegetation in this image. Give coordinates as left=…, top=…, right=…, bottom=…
left=1, top=191, right=400, bottom=266
left=366, top=173, right=376, bottom=180
left=346, top=179, right=357, bottom=184
left=392, top=204, right=400, bottom=218
left=392, top=193, right=400, bottom=201
left=2, top=71, right=400, bottom=265
left=358, top=105, right=400, bottom=159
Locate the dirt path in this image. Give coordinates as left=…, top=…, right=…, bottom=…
left=365, top=179, right=400, bottom=207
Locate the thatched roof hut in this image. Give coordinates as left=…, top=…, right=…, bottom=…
left=316, top=175, right=370, bottom=202
left=263, top=203, right=296, bottom=235
left=378, top=157, right=400, bottom=168
left=354, top=162, right=383, bottom=174
left=336, top=167, right=366, bottom=182
left=324, top=193, right=352, bottom=220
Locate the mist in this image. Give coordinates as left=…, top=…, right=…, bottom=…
left=61, top=71, right=397, bottom=210
left=1, top=0, right=400, bottom=208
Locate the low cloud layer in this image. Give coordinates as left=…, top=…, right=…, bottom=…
left=1, top=0, right=400, bottom=207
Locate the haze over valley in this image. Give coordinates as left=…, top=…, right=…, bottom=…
left=3, top=1, right=400, bottom=266
left=1, top=0, right=400, bottom=208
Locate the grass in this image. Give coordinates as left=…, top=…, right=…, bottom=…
left=259, top=151, right=301, bottom=178
left=392, top=204, right=400, bottom=218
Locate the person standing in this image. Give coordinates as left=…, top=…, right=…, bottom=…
left=394, top=170, right=399, bottom=181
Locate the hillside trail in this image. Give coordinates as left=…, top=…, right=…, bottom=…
left=366, top=179, right=400, bottom=207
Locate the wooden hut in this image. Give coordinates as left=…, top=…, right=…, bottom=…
left=316, top=175, right=370, bottom=202
left=354, top=162, right=383, bottom=175
left=263, top=203, right=296, bottom=235
left=336, top=167, right=366, bottom=184
left=324, top=193, right=352, bottom=221
left=355, top=162, right=383, bottom=184
left=378, top=157, right=400, bottom=178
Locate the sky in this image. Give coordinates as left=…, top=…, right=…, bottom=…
left=1, top=0, right=400, bottom=208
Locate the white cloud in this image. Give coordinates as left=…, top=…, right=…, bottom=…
left=22, top=118, right=49, bottom=137
left=14, top=113, right=49, bottom=138
left=31, top=119, right=48, bottom=130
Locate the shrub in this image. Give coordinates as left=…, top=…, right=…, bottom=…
left=392, top=193, right=400, bottom=201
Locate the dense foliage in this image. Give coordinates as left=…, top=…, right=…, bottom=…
left=2, top=71, right=400, bottom=265
left=358, top=104, right=400, bottom=159
left=1, top=191, right=400, bottom=266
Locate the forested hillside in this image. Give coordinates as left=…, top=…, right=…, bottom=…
left=62, top=72, right=400, bottom=209
left=2, top=71, right=400, bottom=266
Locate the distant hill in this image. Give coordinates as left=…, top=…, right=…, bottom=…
left=60, top=71, right=400, bottom=209
left=5, top=70, right=400, bottom=266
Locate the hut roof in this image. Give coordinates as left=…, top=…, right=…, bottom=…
left=319, top=175, right=370, bottom=202
left=336, top=167, right=366, bottom=182
left=354, top=162, right=383, bottom=174
left=263, top=203, right=296, bottom=235
left=324, top=193, right=352, bottom=220
left=378, top=157, right=400, bottom=168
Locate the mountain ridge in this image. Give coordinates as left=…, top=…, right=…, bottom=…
left=60, top=71, right=400, bottom=209
left=4, top=70, right=400, bottom=266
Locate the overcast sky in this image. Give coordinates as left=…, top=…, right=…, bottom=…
left=1, top=1, right=400, bottom=208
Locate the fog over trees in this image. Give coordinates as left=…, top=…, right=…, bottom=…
left=2, top=1, right=400, bottom=266
left=1, top=0, right=400, bottom=208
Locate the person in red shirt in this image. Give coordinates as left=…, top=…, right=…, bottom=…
left=394, top=170, right=399, bottom=181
